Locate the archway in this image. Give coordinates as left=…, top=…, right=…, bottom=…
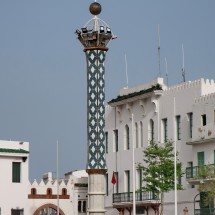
left=33, top=203, right=65, bottom=215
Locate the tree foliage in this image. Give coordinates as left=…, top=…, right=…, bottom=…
left=196, top=164, right=215, bottom=207
left=137, top=141, right=183, bottom=215
left=138, top=141, right=182, bottom=193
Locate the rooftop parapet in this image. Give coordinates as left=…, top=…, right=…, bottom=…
left=163, top=78, right=215, bottom=95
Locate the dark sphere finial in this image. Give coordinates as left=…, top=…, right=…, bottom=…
left=89, top=2, right=102, bottom=15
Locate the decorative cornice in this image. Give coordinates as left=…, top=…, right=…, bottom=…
left=108, top=84, right=163, bottom=107
left=28, top=194, right=69, bottom=199
left=0, top=148, right=29, bottom=154
left=84, top=47, right=108, bottom=52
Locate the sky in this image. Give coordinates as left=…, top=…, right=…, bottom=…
left=0, top=1, right=214, bottom=181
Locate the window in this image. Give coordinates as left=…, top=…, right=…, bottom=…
left=125, top=170, right=130, bottom=192
left=115, top=172, right=119, bottom=193
left=198, top=152, right=205, bottom=166
left=83, top=201, right=87, bottom=213
left=148, top=119, right=154, bottom=142
left=135, top=123, right=139, bottom=148
left=202, top=114, right=206, bottom=126
left=78, top=201, right=82, bottom=212
left=78, top=201, right=87, bottom=213
left=12, top=162, right=21, bottom=183
left=47, top=188, right=52, bottom=195
left=214, top=110, right=215, bottom=122
left=31, top=188, right=37, bottom=195
left=113, top=129, right=118, bottom=152
left=136, top=169, right=142, bottom=190
left=162, top=118, right=168, bottom=142
left=176, top=115, right=181, bottom=140
left=105, top=132, right=108, bottom=153
left=62, top=188, right=67, bottom=195
left=11, top=209, right=24, bottom=215
left=188, top=112, right=193, bottom=138
left=214, top=150, right=215, bottom=164
left=125, top=125, right=130, bottom=150
left=178, top=163, right=182, bottom=186
left=140, top=121, right=143, bottom=147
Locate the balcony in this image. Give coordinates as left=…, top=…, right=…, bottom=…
left=113, top=191, right=159, bottom=203
left=187, top=123, right=215, bottom=145
left=186, top=164, right=215, bottom=183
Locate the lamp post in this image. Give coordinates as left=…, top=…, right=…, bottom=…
left=76, top=2, right=116, bottom=214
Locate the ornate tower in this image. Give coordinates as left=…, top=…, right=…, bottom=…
left=75, top=2, right=115, bottom=214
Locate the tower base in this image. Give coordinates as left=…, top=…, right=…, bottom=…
left=88, top=173, right=106, bottom=215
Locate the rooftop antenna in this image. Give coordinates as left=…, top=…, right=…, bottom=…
left=125, top=54, right=129, bottom=88
left=165, top=57, right=169, bottom=86
left=158, top=24, right=161, bottom=77
left=182, top=44, right=186, bottom=82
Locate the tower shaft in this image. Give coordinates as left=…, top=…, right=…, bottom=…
left=86, top=49, right=107, bottom=171
left=85, top=48, right=107, bottom=215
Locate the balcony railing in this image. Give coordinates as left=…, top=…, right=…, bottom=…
left=113, top=191, right=159, bottom=203
left=195, top=208, right=215, bottom=215
left=186, top=164, right=215, bottom=179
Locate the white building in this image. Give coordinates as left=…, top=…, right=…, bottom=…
left=104, top=77, right=215, bottom=215
left=28, top=170, right=88, bottom=215
left=0, top=140, right=29, bottom=215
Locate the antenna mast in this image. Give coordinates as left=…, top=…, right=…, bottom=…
left=182, top=44, right=186, bottom=82
left=165, top=57, right=168, bottom=86
left=125, top=54, right=129, bottom=88
left=158, top=24, right=161, bottom=77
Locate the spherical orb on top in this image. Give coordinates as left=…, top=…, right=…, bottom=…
left=89, top=2, right=102, bottom=15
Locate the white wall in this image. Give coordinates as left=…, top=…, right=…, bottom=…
left=0, top=140, right=29, bottom=214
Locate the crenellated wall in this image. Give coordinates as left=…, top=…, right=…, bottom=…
left=28, top=170, right=88, bottom=215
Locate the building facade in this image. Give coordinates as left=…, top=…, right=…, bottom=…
left=0, top=139, right=88, bottom=215
left=104, top=77, right=215, bottom=215
left=28, top=170, right=88, bottom=215
left=0, top=140, right=29, bottom=215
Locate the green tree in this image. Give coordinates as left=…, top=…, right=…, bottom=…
left=137, top=141, right=183, bottom=215
left=196, top=164, right=215, bottom=208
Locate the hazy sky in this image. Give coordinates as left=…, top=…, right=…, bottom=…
left=0, top=1, right=214, bottom=181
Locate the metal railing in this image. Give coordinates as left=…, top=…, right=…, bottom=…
left=113, top=191, right=159, bottom=203
left=186, top=164, right=215, bottom=179
left=195, top=208, right=215, bottom=215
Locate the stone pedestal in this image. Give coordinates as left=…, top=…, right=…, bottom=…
left=88, top=174, right=106, bottom=215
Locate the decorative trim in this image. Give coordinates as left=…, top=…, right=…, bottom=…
left=0, top=148, right=29, bottom=154
left=84, top=47, right=109, bottom=52
left=86, top=169, right=107, bottom=174
left=108, top=84, right=162, bottom=105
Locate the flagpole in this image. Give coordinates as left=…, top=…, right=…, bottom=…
left=173, top=97, right=178, bottom=215
left=57, top=140, right=59, bottom=215
left=132, top=114, right=136, bottom=215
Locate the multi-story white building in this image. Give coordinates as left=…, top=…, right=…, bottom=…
left=0, top=140, right=29, bottom=215
left=104, top=77, right=215, bottom=215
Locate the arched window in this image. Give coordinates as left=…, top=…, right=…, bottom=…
left=31, top=188, right=37, bottom=195
left=135, top=122, right=138, bottom=148
left=148, top=119, right=154, bottom=143
left=62, top=188, right=67, bottom=195
left=125, top=125, right=130, bottom=150
left=140, top=121, right=143, bottom=147
left=47, top=188, right=52, bottom=195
